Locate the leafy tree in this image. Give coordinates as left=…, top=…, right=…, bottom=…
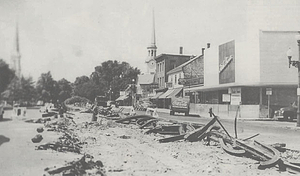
left=73, top=80, right=104, bottom=101
left=74, top=76, right=90, bottom=86
left=0, top=59, right=15, bottom=95
left=93, top=60, right=140, bottom=100
left=3, top=76, right=36, bottom=105
left=57, top=78, right=72, bottom=102
left=36, top=71, right=56, bottom=102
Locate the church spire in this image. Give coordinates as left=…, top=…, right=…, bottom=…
left=11, top=20, right=21, bottom=78
left=15, top=21, right=20, bottom=53
left=146, top=9, right=157, bottom=74
left=150, top=9, right=156, bottom=48
left=146, top=9, right=157, bottom=61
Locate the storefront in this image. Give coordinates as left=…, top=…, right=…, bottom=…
left=155, top=88, right=183, bottom=109
left=184, top=31, right=300, bottom=119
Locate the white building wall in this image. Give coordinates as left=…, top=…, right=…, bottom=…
left=204, top=45, right=219, bottom=87
left=168, top=71, right=184, bottom=89
left=204, top=0, right=300, bottom=87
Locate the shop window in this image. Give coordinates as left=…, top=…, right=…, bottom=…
left=241, top=87, right=259, bottom=105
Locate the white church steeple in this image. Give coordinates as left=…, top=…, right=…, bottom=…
left=146, top=10, right=157, bottom=74
left=11, top=21, right=21, bottom=78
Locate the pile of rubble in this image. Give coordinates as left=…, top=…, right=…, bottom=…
left=107, top=110, right=300, bottom=174
left=44, top=155, right=106, bottom=176
left=36, top=131, right=83, bottom=154
left=27, top=107, right=107, bottom=175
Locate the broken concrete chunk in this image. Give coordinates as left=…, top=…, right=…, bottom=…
left=37, top=127, right=44, bottom=133
left=32, top=134, right=43, bottom=143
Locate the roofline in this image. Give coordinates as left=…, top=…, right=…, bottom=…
left=166, top=54, right=203, bottom=75
left=155, top=53, right=194, bottom=60
left=260, top=30, right=300, bottom=34
left=184, top=82, right=298, bottom=92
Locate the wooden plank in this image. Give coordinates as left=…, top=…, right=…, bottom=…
left=159, top=135, right=185, bottom=143
left=184, top=117, right=217, bottom=142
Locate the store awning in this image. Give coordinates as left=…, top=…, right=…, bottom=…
left=150, top=92, right=164, bottom=99
left=166, top=88, right=182, bottom=99
left=115, top=95, right=129, bottom=101
left=158, top=89, right=174, bottom=99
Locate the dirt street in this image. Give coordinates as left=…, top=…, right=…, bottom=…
left=0, top=109, right=299, bottom=176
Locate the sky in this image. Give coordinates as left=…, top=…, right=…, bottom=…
left=0, top=0, right=298, bottom=83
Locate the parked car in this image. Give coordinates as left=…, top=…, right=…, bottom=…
left=274, top=103, right=297, bottom=121
left=170, top=96, right=190, bottom=116
left=140, top=100, right=156, bottom=109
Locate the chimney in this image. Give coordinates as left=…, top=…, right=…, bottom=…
left=207, top=43, right=210, bottom=48
left=179, top=46, right=183, bottom=54
left=202, top=48, right=205, bottom=55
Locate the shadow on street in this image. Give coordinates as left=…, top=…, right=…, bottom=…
left=0, top=118, right=12, bottom=122
left=0, top=135, right=10, bottom=146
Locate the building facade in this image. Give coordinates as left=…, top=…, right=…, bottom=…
left=186, top=31, right=300, bottom=119
left=182, top=0, right=300, bottom=119
left=155, top=50, right=192, bottom=89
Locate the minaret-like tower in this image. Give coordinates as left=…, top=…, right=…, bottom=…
left=146, top=10, right=157, bottom=74
left=11, top=22, right=21, bottom=78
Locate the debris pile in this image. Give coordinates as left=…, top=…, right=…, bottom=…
left=45, top=155, right=106, bottom=176
left=45, top=116, right=76, bottom=132
left=112, top=110, right=300, bottom=174
left=37, top=131, right=83, bottom=153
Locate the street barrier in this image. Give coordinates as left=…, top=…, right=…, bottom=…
left=145, top=108, right=159, bottom=118
left=12, top=107, right=27, bottom=117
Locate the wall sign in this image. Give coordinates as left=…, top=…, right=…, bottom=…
left=222, top=94, right=231, bottom=102
left=219, top=55, right=234, bottom=73
left=231, top=93, right=241, bottom=105
left=266, top=88, right=272, bottom=95
left=219, top=40, right=235, bottom=84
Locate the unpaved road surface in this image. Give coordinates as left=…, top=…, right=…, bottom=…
left=0, top=109, right=299, bottom=176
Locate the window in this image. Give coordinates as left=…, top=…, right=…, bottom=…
left=158, top=63, right=160, bottom=72
left=159, top=78, right=161, bottom=87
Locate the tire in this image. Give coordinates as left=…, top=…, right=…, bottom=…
left=283, top=114, right=289, bottom=121
left=170, top=111, right=174, bottom=115
left=288, top=115, right=295, bottom=122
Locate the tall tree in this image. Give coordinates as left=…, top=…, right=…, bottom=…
left=36, top=71, right=56, bottom=102
left=94, top=60, right=140, bottom=100
left=74, top=75, right=90, bottom=86
left=0, top=59, right=15, bottom=95
left=57, top=78, right=72, bottom=102
left=3, top=76, right=36, bottom=105
left=73, top=81, right=104, bottom=101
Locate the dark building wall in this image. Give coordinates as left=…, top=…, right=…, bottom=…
left=156, top=54, right=190, bottom=88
